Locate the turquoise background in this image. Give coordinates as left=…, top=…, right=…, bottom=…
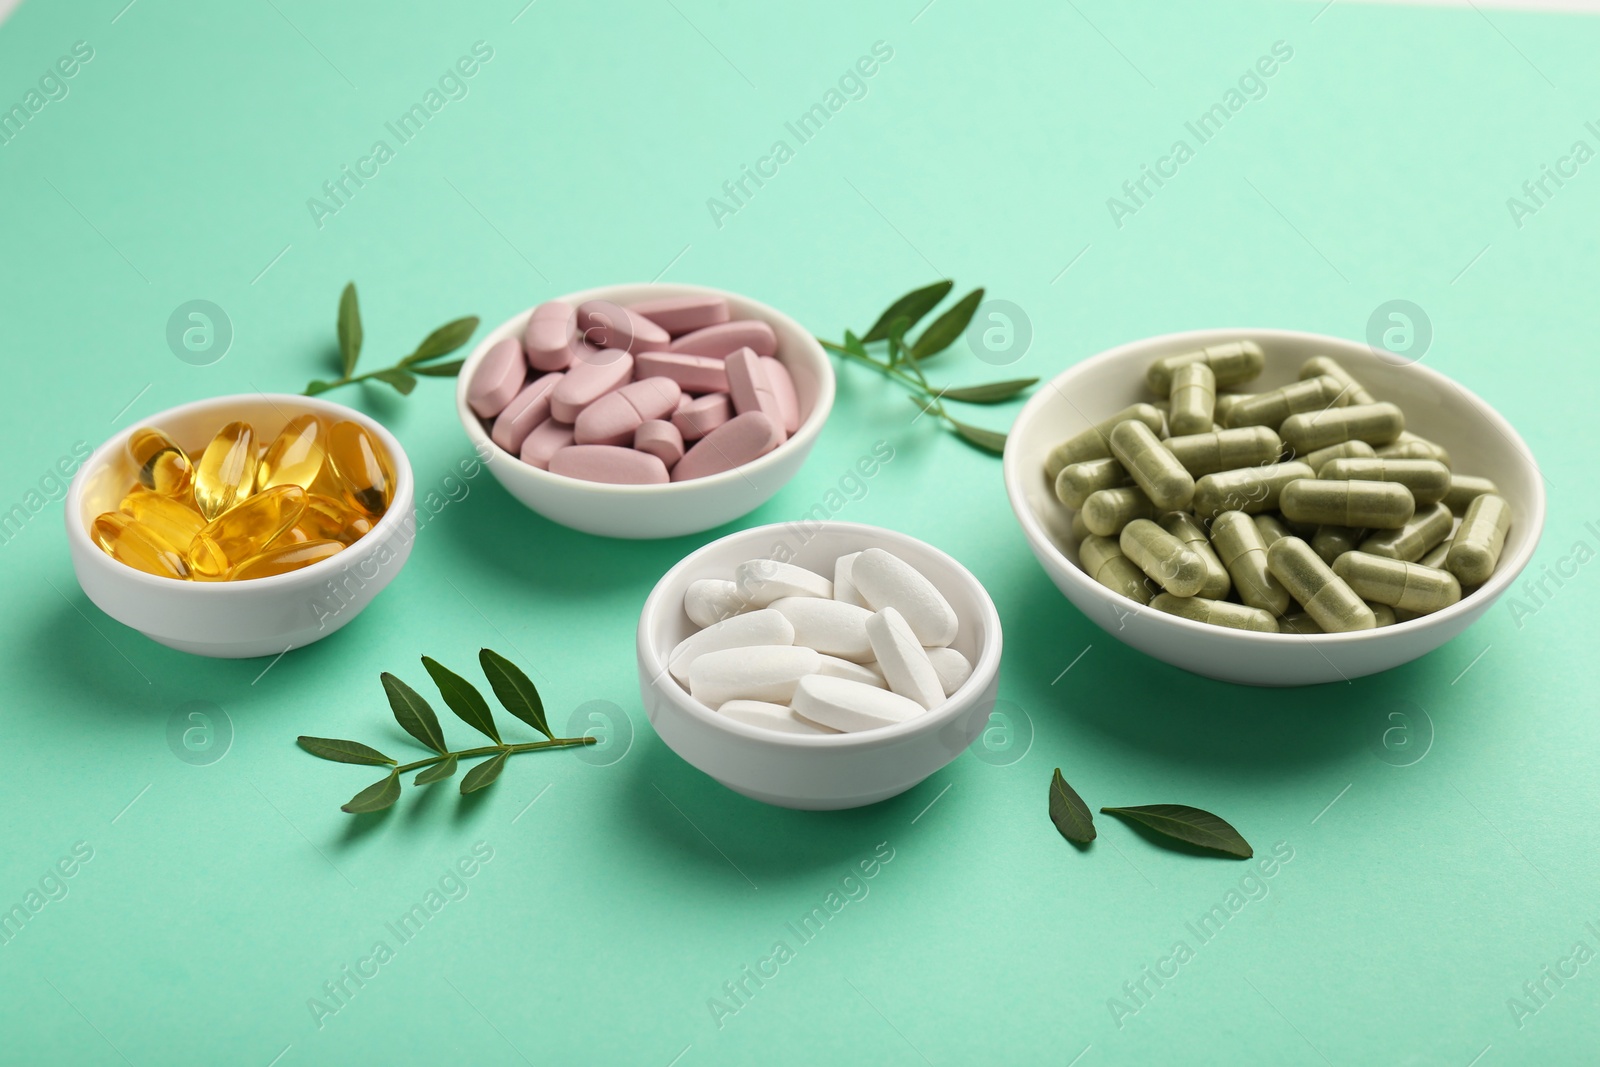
left=1, top=0, right=1597, bottom=1063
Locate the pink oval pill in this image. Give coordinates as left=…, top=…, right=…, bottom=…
left=573, top=377, right=683, bottom=446
left=491, top=372, right=564, bottom=454
left=577, top=300, right=671, bottom=355
left=635, top=420, right=685, bottom=467
left=635, top=351, right=730, bottom=394
left=523, top=301, right=579, bottom=372
left=672, top=393, right=733, bottom=441
left=759, top=356, right=800, bottom=434
left=672, top=411, right=784, bottom=482
left=549, top=445, right=670, bottom=485
left=467, top=337, right=527, bottom=418
left=518, top=418, right=574, bottom=470
left=668, top=319, right=777, bottom=359
left=629, top=295, right=731, bottom=337
left=550, top=351, right=634, bottom=423
left=726, top=348, right=789, bottom=445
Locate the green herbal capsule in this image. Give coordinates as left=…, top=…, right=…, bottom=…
left=1368, top=602, right=1398, bottom=627
left=1266, top=536, right=1377, bottom=632
left=1223, top=375, right=1348, bottom=430
left=1280, top=402, right=1405, bottom=454
left=1418, top=538, right=1451, bottom=569
left=1279, top=612, right=1323, bottom=634
left=1358, top=502, right=1453, bottom=562
left=1120, top=518, right=1207, bottom=597
left=1280, top=478, right=1415, bottom=529
left=1213, top=394, right=1244, bottom=426
left=1252, top=513, right=1293, bottom=548
left=1310, top=524, right=1366, bottom=565
left=1210, top=510, right=1290, bottom=614
left=1110, top=419, right=1195, bottom=510
left=1333, top=551, right=1463, bottom=614
left=1161, top=512, right=1231, bottom=599
left=1054, top=458, right=1130, bottom=509
left=1300, top=356, right=1375, bottom=405
left=1320, top=457, right=1451, bottom=505
left=1045, top=404, right=1166, bottom=478
left=1078, top=534, right=1155, bottom=605
left=1446, top=493, right=1511, bottom=586
left=1168, top=362, right=1216, bottom=436
left=1082, top=486, right=1157, bottom=537
left=1376, top=431, right=1451, bottom=467
left=1192, top=462, right=1315, bottom=519
left=1163, top=426, right=1282, bottom=478
left=1442, top=474, right=1499, bottom=515
left=1151, top=593, right=1280, bottom=633
left=1302, top=439, right=1377, bottom=473
left=1146, top=341, right=1266, bottom=396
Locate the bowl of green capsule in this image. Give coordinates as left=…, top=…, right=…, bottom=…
left=65, top=393, right=416, bottom=658
left=1002, top=328, right=1545, bottom=686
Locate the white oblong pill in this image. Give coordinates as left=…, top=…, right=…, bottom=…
left=687, top=645, right=821, bottom=707
left=732, top=559, right=833, bottom=606
left=718, top=699, right=839, bottom=735
left=769, top=596, right=874, bottom=663
left=865, top=607, right=946, bottom=710
left=791, top=674, right=925, bottom=733
left=684, top=578, right=751, bottom=629
left=851, top=548, right=959, bottom=647
left=816, top=654, right=886, bottom=688
left=832, top=551, right=866, bottom=607
left=669, top=608, right=795, bottom=684
left=925, top=647, right=973, bottom=697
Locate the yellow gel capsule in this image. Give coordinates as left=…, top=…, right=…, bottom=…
left=326, top=421, right=394, bottom=517
left=194, top=421, right=260, bottom=521
left=230, top=538, right=344, bottom=581
left=119, top=488, right=205, bottom=552
left=188, top=485, right=308, bottom=579
left=90, top=512, right=190, bottom=580
left=258, top=415, right=328, bottom=491
left=126, top=427, right=195, bottom=498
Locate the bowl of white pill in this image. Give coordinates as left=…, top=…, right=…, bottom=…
left=456, top=282, right=835, bottom=539
left=1003, top=328, right=1544, bottom=686
left=637, top=522, right=1003, bottom=809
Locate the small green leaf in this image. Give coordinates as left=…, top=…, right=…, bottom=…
left=940, top=378, right=1038, bottom=404
left=460, top=750, right=508, bottom=794
left=382, top=673, right=447, bottom=753
left=479, top=648, right=552, bottom=739
left=422, top=656, right=501, bottom=744
left=862, top=280, right=954, bottom=343
left=843, top=329, right=869, bottom=359
left=342, top=772, right=401, bottom=813
left=907, top=395, right=942, bottom=416
left=412, top=359, right=465, bottom=378
left=1049, top=769, right=1096, bottom=844
left=885, top=316, right=911, bottom=366
left=1100, top=804, right=1254, bottom=859
left=372, top=368, right=416, bottom=395
left=404, top=316, right=480, bottom=364
left=910, top=287, right=984, bottom=361
left=337, top=282, right=362, bottom=377
left=414, top=755, right=458, bottom=785
left=304, top=379, right=335, bottom=396
left=947, top=417, right=1008, bottom=454
left=297, top=736, right=395, bottom=765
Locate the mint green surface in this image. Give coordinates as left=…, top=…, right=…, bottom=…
left=2, top=1, right=1597, bottom=1063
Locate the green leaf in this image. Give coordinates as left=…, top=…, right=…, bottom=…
left=404, top=316, right=479, bottom=365
left=862, top=280, right=953, bottom=343
left=907, top=395, right=942, bottom=416
left=1049, top=769, right=1096, bottom=844
left=372, top=368, right=416, bottom=395
left=414, top=755, right=458, bottom=785
left=382, top=672, right=447, bottom=753
left=342, top=772, right=401, bottom=814
left=843, top=329, right=869, bottom=359
left=304, top=379, right=335, bottom=396
left=885, top=316, right=911, bottom=366
left=478, top=648, right=552, bottom=739
left=297, top=736, right=395, bottom=765
left=337, top=282, right=362, bottom=377
left=459, top=750, right=508, bottom=794
left=1100, top=804, right=1254, bottom=859
left=412, top=359, right=465, bottom=378
left=940, top=378, right=1038, bottom=404
left=422, top=656, right=501, bottom=744
left=947, top=417, right=1008, bottom=454
left=910, top=287, right=984, bottom=361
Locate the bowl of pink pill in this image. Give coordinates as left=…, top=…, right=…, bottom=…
left=637, top=521, right=1003, bottom=810
left=456, top=283, right=835, bottom=539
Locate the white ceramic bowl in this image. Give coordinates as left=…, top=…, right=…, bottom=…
left=637, top=522, right=1003, bottom=809
left=66, top=393, right=415, bottom=658
left=1003, top=328, right=1545, bottom=686
left=456, top=283, right=836, bottom=539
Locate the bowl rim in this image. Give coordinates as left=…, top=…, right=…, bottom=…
left=65, top=391, right=415, bottom=595
left=638, top=520, right=1003, bottom=749
left=455, top=282, right=836, bottom=495
left=1002, top=326, right=1548, bottom=645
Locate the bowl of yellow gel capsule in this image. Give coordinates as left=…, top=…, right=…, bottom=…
left=66, top=394, right=414, bottom=657
left=1003, top=328, right=1545, bottom=686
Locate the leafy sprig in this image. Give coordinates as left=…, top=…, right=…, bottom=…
left=817, top=280, right=1036, bottom=454
left=1047, top=769, right=1253, bottom=859
left=297, top=648, right=594, bottom=813
left=304, top=282, right=479, bottom=397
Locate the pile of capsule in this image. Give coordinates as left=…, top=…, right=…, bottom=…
left=90, top=416, right=393, bottom=581
left=1046, top=341, right=1513, bottom=633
